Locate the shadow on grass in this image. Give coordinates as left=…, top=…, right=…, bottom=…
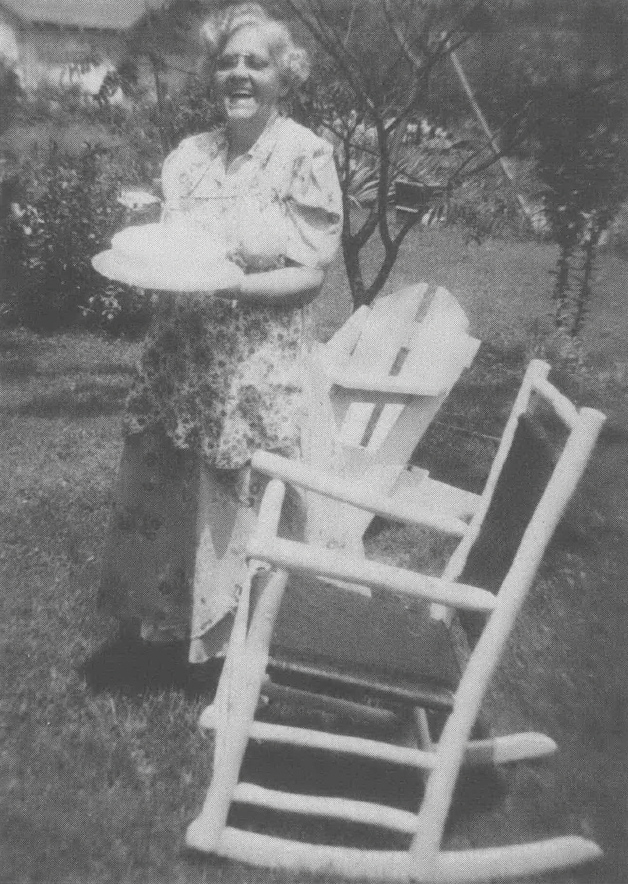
left=4, top=379, right=128, bottom=418
left=36, top=361, right=135, bottom=379
left=1, top=327, right=135, bottom=384
left=79, top=637, right=222, bottom=701
left=0, top=333, right=38, bottom=380
left=226, top=740, right=507, bottom=850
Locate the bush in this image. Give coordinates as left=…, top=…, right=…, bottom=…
left=0, top=61, right=22, bottom=135
left=532, top=80, right=628, bottom=334
left=150, top=75, right=222, bottom=154
left=0, top=141, right=154, bottom=335
left=0, top=71, right=226, bottom=335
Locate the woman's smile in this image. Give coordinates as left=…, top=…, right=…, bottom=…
left=214, top=28, right=285, bottom=129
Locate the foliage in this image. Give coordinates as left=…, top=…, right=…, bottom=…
left=531, top=79, right=628, bottom=335
left=0, top=142, right=154, bottom=335
left=149, top=74, right=223, bottom=154
left=0, top=61, right=22, bottom=135
left=277, top=0, right=517, bottom=308
left=0, top=69, right=224, bottom=335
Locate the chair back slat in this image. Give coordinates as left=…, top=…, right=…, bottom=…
left=366, top=333, right=479, bottom=464
left=323, top=305, right=371, bottom=369
left=336, top=286, right=475, bottom=454
left=460, top=414, right=556, bottom=593
left=304, top=285, right=478, bottom=552
left=332, top=285, right=430, bottom=447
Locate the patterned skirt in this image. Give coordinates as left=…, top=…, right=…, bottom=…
left=98, top=425, right=304, bottom=663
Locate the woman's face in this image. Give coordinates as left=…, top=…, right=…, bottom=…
left=214, top=27, right=285, bottom=129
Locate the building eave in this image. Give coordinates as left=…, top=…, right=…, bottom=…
left=0, top=1, right=167, bottom=32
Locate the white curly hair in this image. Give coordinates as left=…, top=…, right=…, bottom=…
left=200, top=3, right=310, bottom=89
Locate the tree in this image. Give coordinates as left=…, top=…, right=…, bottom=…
left=273, top=0, right=512, bottom=308
left=0, top=60, right=21, bottom=135
left=108, top=0, right=628, bottom=326
left=532, top=77, right=628, bottom=335
left=115, top=1, right=221, bottom=153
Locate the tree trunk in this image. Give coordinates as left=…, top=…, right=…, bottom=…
left=343, top=234, right=368, bottom=308
left=573, top=228, right=599, bottom=337
left=553, top=240, right=573, bottom=331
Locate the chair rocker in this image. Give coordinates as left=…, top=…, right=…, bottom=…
left=186, top=359, right=604, bottom=882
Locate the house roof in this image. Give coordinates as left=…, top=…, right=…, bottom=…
left=0, top=0, right=167, bottom=31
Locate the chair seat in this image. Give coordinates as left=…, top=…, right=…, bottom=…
left=268, top=576, right=459, bottom=710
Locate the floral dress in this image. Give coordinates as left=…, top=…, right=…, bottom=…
left=123, top=113, right=342, bottom=466
left=98, top=113, right=342, bottom=657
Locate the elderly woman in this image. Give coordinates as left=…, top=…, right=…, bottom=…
left=98, top=3, right=342, bottom=664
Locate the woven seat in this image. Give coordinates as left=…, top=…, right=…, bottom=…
left=270, top=576, right=458, bottom=709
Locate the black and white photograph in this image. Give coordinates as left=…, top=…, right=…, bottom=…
left=0, top=2, right=626, bottom=882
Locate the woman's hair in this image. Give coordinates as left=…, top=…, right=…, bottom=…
left=200, top=3, right=310, bottom=89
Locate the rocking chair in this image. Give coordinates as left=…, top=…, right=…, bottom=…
left=186, top=359, right=604, bottom=882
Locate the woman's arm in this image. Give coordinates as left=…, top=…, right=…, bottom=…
left=229, top=266, right=324, bottom=307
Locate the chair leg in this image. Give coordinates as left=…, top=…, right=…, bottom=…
left=186, top=567, right=290, bottom=854
left=398, top=707, right=434, bottom=750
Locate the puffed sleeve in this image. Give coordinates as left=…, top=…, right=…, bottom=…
left=284, top=138, right=343, bottom=270
left=160, top=139, right=188, bottom=203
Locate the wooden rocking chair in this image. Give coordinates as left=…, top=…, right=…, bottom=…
left=186, top=360, right=604, bottom=882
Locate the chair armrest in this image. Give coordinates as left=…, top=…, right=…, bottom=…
left=391, top=470, right=480, bottom=521
left=532, top=377, right=580, bottom=429
left=252, top=451, right=468, bottom=537
left=246, top=532, right=495, bottom=613
left=326, top=370, right=446, bottom=398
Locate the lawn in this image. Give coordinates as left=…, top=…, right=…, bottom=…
left=1, top=226, right=627, bottom=884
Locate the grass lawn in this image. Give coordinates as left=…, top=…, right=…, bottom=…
left=1, top=226, right=627, bottom=884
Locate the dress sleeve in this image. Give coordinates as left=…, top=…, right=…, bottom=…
left=160, top=140, right=187, bottom=203
left=284, top=138, right=343, bottom=270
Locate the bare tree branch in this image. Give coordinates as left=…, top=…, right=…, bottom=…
left=382, top=0, right=429, bottom=74
left=283, top=0, right=377, bottom=113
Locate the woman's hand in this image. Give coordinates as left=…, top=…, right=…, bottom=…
left=234, top=266, right=324, bottom=308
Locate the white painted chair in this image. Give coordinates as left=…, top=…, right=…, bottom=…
left=301, top=282, right=480, bottom=558
left=186, top=360, right=604, bottom=882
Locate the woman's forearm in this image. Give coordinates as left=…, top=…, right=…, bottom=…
left=234, top=266, right=324, bottom=307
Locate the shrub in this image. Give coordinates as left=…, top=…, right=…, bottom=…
left=0, top=61, right=22, bottom=135
left=0, top=70, right=226, bottom=335
left=0, top=141, right=154, bottom=335
left=532, top=80, right=628, bottom=335
left=149, top=75, right=222, bottom=153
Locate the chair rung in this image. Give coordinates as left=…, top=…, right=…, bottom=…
left=233, top=782, right=418, bottom=833
left=199, top=705, right=433, bottom=768
left=245, top=719, right=434, bottom=768
left=268, top=658, right=454, bottom=710
left=262, top=679, right=400, bottom=726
